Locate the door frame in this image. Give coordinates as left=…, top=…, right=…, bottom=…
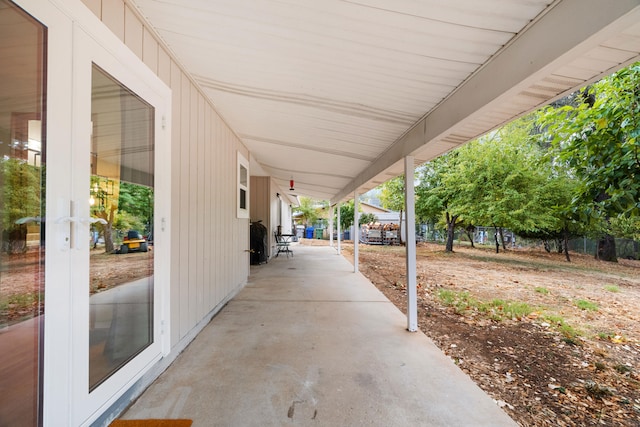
left=12, top=0, right=172, bottom=425
left=70, top=20, right=171, bottom=426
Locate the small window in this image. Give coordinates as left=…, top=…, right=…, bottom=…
left=237, top=152, right=249, bottom=218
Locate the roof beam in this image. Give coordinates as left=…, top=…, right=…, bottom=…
left=331, top=0, right=640, bottom=204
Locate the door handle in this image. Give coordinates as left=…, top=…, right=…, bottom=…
left=55, top=215, right=79, bottom=224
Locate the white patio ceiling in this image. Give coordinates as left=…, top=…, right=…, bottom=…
left=132, top=0, right=640, bottom=204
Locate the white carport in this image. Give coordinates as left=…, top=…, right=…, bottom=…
left=131, top=0, right=640, bottom=327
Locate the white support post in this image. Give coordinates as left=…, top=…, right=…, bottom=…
left=354, top=191, right=359, bottom=273
left=337, top=202, right=341, bottom=255
left=329, top=205, right=334, bottom=247
left=405, top=156, right=418, bottom=332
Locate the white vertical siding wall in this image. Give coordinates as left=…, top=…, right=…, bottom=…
left=250, top=176, right=270, bottom=225
left=82, top=0, right=250, bottom=349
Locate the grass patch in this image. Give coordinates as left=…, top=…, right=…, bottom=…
left=1, top=291, right=42, bottom=309
left=614, top=364, right=632, bottom=374
left=0, top=291, right=43, bottom=324
left=603, top=284, right=620, bottom=293
left=585, top=381, right=614, bottom=399
left=490, top=299, right=534, bottom=319
left=436, top=289, right=457, bottom=306
left=541, top=313, right=582, bottom=342
left=598, top=331, right=616, bottom=340
left=435, top=289, right=585, bottom=344
left=435, top=289, right=481, bottom=315
left=575, top=299, right=599, bottom=311
left=534, top=286, right=549, bottom=295
left=436, top=289, right=534, bottom=320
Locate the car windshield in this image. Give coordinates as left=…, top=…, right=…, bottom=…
left=127, top=230, right=142, bottom=239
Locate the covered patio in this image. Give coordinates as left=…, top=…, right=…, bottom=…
left=117, top=244, right=517, bottom=426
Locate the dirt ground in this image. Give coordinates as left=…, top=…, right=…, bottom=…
left=1, top=248, right=152, bottom=325
left=302, top=238, right=640, bottom=426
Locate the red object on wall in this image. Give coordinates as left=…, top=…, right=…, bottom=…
left=289, top=179, right=294, bottom=190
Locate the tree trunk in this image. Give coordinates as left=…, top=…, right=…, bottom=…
left=104, top=224, right=115, bottom=253
left=556, top=238, right=563, bottom=254
left=465, top=227, right=475, bottom=248
left=593, top=192, right=617, bottom=262
left=494, top=226, right=500, bottom=253
left=563, top=227, right=571, bottom=262
left=97, top=204, right=117, bottom=253
left=445, top=212, right=458, bottom=252
left=595, top=233, right=617, bottom=262
left=543, top=240, right=551, bottom=253
left=398, top=209, right=404, bottom=245
left=498, top=227, right=507, bottom=251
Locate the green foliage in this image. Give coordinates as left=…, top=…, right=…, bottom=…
left=574, top=299, right=599, bottom=311
left=436, top=289, right=457, bottom=305
left=0, top=291, right=43, bottom=323
left=415, top=154, right=459, bottom=223
left=416, top=115, right=576, bottom=251
left=294, top=196, right=320, bottom=227
left=436, top=289, right=535, bottom=320
left=540, top=313, right=582, bottom=340
left=538, top=62, right=640, bottom=229
left=603, top=285, right=620, bottom=293
left=379, top=175, right=406, bottom=243
left=489, top=299, right=535, bottom=320
left=597, top=331, right=616, bottom=340
left=112, top=211, right=145, bottom=241
left=335, top=200, right=378, bottom=230
left=0, top=159, right=42, bottom=253
left=118, top=181, right=154, bottom=232
left=359, top=212, right=378, bottom=225
left=608, top=216, right=640, bottom=240
left=1, top=159, right=41, bottom=230
left=451, top=118, right=561, bottom=235
left=534, top=287, right=549, bottom=295
left=379, top=176, right=404, bottom=212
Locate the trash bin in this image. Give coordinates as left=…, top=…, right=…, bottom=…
left=305, top=227, right=314, bottom=239
left=343, top=230, right=350, bottom=240
left=315, top=228, right=324, bottom=239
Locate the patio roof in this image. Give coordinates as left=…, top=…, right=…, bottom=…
left=131, top=0, right=640, bottom=203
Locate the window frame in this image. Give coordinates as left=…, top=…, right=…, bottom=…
left=237, top=152, right=249, bottom=218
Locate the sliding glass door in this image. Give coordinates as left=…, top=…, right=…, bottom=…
left=88, top=64, right=155, bottom=391
left=70, top=23, right=170, bottom=426
left=2, top=1, right=171, bottom=425
left=0, top=1, right=46, bottom=425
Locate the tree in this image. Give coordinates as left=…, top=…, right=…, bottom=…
left=359, top=212, right=378, bottom=225
left=293, top=196, right=320, bottom=227
left=415, top=153, right=464, bottom=252
left=538, top=62, right=640, bottom=261
left=118, top=181, right=154, bottom=233
left=458, top=120, right=557, bottom=235
left=416, top=115, right=574, bottom=254
left=379, top=176, right=405, bottom=244
left=334, top=200, right=377, bottom=231
left=1, top=159, right=41, bottom=253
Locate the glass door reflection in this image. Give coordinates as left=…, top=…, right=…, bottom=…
left=89, top=65, right=154, bottom=391
left=0, top=1, right=46, bottom=425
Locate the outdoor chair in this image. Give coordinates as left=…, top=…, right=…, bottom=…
left=274, top=232, right=293, bottom=258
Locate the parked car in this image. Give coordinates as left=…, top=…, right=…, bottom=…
left=120, top=230, right=149, bottom=253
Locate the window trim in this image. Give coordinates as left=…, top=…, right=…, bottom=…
left=237, top=152, right=249, bottom=218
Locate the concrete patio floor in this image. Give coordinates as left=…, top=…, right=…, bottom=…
left=120, top=244, right=517, bottom=426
